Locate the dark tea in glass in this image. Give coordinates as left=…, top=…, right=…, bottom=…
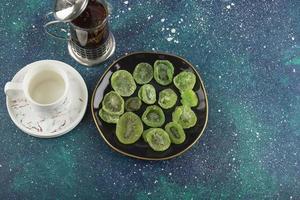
left=44, top=0, right=116, bottom=66
left=70, top=0, right=109, bottom=48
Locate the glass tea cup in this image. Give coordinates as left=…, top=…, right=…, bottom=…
left=44, top=0, right=115, bottom=66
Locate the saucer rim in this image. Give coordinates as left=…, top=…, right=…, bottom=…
left=6, top=60, right=88, bottom=138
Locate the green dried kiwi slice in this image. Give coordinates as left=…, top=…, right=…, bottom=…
left=154, top=60, right=174, bottom=86
left=173, top=71, right=196, bottom=91
left=172, top=105, right=197, bottom=129
left=102, top=91, right=124, bottom=115
left=125, top=97, right=142, bottom=112
left=165, top=122, right=186, bottom=144
left=138, top=84, right=156, bottom=104
left=142, top=105, right=165, bottom=127
left=111, top=70, right=137, bottom=97
left=147, top=128, right=171, bottom=151
left=133, top=62, right=153, bottom=84
left=99, top=108, right=120, bottom=124
left=142, top=128, right=155, bottom=143
left=158, top=88, right=178, bottom=109
left=181, top=90, right=198, bottom=107
left=116, top=112, right=143, bottom=144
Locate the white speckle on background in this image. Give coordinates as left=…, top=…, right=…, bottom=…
left=124, top=1, right=128, bottom=5
left=147, top=15, right=153, bottom=20
left=171, top=28, right=176, bottom=33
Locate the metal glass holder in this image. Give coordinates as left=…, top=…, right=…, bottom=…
left=44, top=0, right=116, bottom=67
left=68, top=32, right=116, bottom=67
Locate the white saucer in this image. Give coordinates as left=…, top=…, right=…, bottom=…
left=6, top=61, right=88, bottom=138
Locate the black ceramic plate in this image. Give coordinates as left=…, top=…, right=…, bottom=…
left=91, top=52, right=208, bottom=160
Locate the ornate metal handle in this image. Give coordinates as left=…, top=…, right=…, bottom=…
left=44, top=12, right=70, bottom=41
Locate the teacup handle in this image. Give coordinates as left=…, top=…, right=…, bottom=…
left=4, top=82, right=23, bottom=96
left=44, top=12, right=70, bottom=41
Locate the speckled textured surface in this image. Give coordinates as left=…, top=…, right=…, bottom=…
left=0, top=0, right=299, bottom=199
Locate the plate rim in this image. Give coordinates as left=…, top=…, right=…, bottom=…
left=91, top=51, right=209, bottom=160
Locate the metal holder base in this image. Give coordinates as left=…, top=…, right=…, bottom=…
left=68, top=32, right=116, bottom=67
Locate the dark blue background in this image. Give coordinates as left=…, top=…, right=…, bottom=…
left=0, top=0, right=299, bottom=199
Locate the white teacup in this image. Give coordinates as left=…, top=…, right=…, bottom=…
left=4, top=60, right=69, bottom=113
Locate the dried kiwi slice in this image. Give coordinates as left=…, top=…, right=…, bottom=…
left=147, top=128, right=171, bottom=151
left=172, top=105, right=197, bottom=129
left=173, top=71, right=196, bottom=91
left=125, top=97, right=142, bottom=112
left=133, top=63, right=153, bottom=84
left=154, top=60, right=174, bottom=86
left=116, top=112, right=143, bottom=144
left=181, top=90, right=198, bottom=107
left=99, top=108, right=120, bottom=124
left=165, top=122, right=186, bottom=144
left=138, top=84, right=156, bottom=104
left=158, top=88, right=178, bottom=109
left=142, top=128, right=155, bottom=143
left=111, top=70, right=136, bottom=97
left=142, top=105, right=165, bottom=127
left=102, top=91, right=124, bottom=115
